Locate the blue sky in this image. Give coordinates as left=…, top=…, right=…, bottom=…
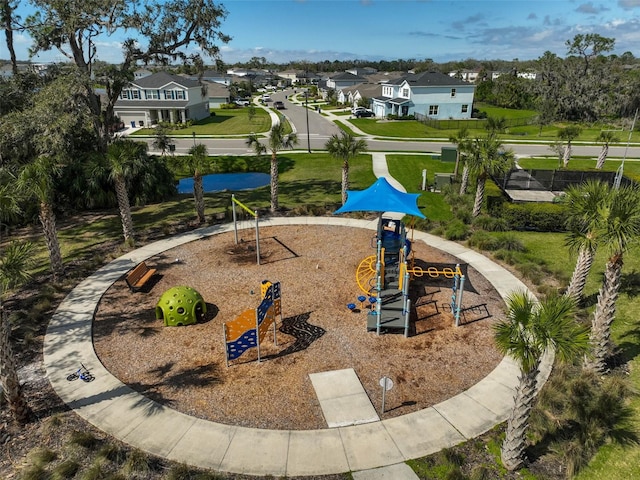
left=8, top=0, right=640, bottom=65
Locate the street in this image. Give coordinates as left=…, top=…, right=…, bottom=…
left=142, top=89, right=640, bottom=160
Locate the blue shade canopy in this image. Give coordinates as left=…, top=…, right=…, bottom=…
left=334, top=177, right=426, bottom=218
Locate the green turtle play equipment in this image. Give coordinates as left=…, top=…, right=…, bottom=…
left=155, top=286, right=206, bottom=327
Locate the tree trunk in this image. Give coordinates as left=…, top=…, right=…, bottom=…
left=194, top=174, right=205, bottom=224
left=501, top=363, right=539, bottom=471
left=270, top=153, right=279, bottom=212
left=565, top=245, right=595, bottom=304
left=341, top=160, right=349, bottom=205
left=563, top=144, right=571, bottom=168
left=114, top=177, right=135, bottom=246
left=472, top=176, right=486, bottom=217
left=38, top=202, right=63, bottom=281
left=595, top=145, right=608, bottom=169
left=459, top=165, right=469, bottom=195
left=585, top=257, right=622, bottom=374
left=0, top=311, right=31, bottom=424
left=1, top=1, right=17, bottom=75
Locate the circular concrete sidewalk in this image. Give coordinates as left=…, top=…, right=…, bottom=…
left=43, top=217, right=548, bottom=477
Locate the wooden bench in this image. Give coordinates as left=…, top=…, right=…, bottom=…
left=125, top=262, right=157, bottom=292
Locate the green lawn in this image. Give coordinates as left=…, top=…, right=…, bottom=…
left=385, top=154, right=456, bottom=222
left=131, top=108, right=272, bottom=136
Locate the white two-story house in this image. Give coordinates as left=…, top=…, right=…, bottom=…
left=371, top=71, right=475, bottom=119
left=114, top=71, right=209, bottom=127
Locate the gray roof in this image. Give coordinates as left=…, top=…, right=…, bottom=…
left=202, top=80, right=230, bottom=97
left=330, top=71, right=366, bottom=82
left=132, top=71, right=200, bottom=89
left=389, top=71, right=471, bottom=87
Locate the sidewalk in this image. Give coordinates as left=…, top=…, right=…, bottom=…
left=43, top=212, right=544, bottom=477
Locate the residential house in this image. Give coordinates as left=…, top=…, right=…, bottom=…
left=448, top=69, right=481, bottom=83
left=277, top=69, right=320, bottom=86
left=326, top=71, right=367, bottom=90
left=200, top=70, right=233, bottom=86
left=345, top=67, right=377, bottom=77
left=339, top=83, right=383, bottom=108
left=114, top=71, right=209, bottom=127
left=203, top=80, right=231, bottom=108
left=371, top=71, right=475, bottom=119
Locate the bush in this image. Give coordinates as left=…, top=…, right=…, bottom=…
left=467, top=231, right=500, bottom=250
left=472, top=214, right=508, bottom=232
left=444, top=219, right=470, bottom=240
left=495, top=232, right=525, bottom=251
left=500, top=202, right=566, bottom=232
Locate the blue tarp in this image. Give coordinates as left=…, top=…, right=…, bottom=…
left=334, top=177, right=426, bottom=218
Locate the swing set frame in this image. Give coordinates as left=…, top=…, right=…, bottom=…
left=231, top=194, right=261, bottom=265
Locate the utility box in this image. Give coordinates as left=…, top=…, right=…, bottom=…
left=434, top=173, right=455, bottom=192
left=441, top=146, right=457, bottom=162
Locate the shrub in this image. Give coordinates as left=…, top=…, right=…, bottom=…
left=52, top=459, right=81, bottom=479
left=472, top=214, right=508, bottom=232
left=493, top=248, right=519, bottom=265
left=444, top=219, right=470, bottom=240
left=68, top=431, right=99, bottom=449
left=500, top=202, right=566, bottom=232
left=494, top=232, right=525, bottom=251
left=467, top=231, right=499, bottom=251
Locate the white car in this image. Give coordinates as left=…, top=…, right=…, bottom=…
left=261, top=94, right=272, bottom=102
left=234, top=99, right=250, bottom=107
left=351, top=106, right=367, bottom=115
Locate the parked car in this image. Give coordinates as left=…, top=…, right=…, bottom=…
left=273, top=101, right=285, bottom=110
left=261, top=94, right=272, bottom=102
left=355, top=109, right=375, bottom=118
left=351, top=106, right=367, bottom=115
left=234, top=99, right=250, bottom=107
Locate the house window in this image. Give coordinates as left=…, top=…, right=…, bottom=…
left=176, top=90, right=186, bottom=100
left=461, top=104, right=469, bottom=113
left=428, top=105, right=439, bottom=116
left=164, top=90, right=175, bottom=100
left=121, top=89, right=141, bottom=99
left=451, top=88, right=456, bottom=97
left=145, top=89, right=159, bottom=100
left=402, top=88, right=409, bottom=97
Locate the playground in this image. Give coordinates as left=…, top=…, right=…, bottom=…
left=93, top=223, right=506, bottom=431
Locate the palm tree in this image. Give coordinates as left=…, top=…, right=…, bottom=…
left=105, top=139, right=147, bottom=246
left=494, top=291, right=588, bottom=471
left=595, top=130, right=619, bottom=169
left=0, top=179, right=34, bottom=424
left=563, top=180, right=611, bottom=304
left=448, top=127, right=470, bottom=184
left=0, top=242, right=34, bottom=424
left=325, top=131, right=368, bottom=205
left=184, top=143, right=209, bottom=224
left=584, top=184, right=640, bottom=374
left=466, top=133, right=515, bottom=217
left=558, top=126, right=582, bottom=168
left=485, top=116, right=507, bottom=135
left=152, top=125, right=174, bottom=157
left=17, top=156, right=64, bottom=280
left=246, top=121, right=298, bottom=212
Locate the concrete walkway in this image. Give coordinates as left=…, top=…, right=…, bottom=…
left=310, top=368, right=380, bottom=428
left=43, top=215, right=550, bottom=477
